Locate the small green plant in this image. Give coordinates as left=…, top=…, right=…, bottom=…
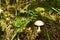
left=51, top=7, right=60, bottom=15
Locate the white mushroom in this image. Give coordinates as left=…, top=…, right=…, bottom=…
left=34, top=20, right=44, bottom=33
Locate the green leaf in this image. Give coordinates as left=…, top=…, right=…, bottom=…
left=35, top=7, right=45, bottom=12
left=14, top=18, right=21, bottom=27
left=57, top=12, right=60, bottom=15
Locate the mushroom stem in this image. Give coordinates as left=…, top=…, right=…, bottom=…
left=37, top=27, right=41, bottom=33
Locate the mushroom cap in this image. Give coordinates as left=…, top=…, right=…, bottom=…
left=34, top=20, right=44, bottom=26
